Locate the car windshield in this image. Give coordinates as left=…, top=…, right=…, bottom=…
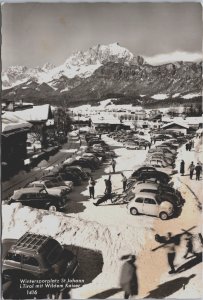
left=44, top=240, right=63, bottom=265
left=44, top=181, right=55, bottom=188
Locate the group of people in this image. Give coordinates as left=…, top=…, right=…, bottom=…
left=89, top=172, right=127, bottom=203
left=165, top=232, right=200, bottom=274
left=180, top=160, right=202, bottom=180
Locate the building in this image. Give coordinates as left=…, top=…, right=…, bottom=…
left=2, top=112, right=32, bottom=178
left=12, top=104, right=55, bottom=147
left=161, top=122, right=189, bottom=135
left=91, top=115, right=130, bottom=132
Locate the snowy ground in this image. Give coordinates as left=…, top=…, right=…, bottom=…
left=2, top=135, right=203, bottom=299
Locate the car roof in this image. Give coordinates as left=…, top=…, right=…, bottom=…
left=9, top=232, right=56, bottom=255
left=135, top=192, right=157, bottom=199
left=134, top=182, right=158, bottom=189
left=13, top=187, right=44, bottom=195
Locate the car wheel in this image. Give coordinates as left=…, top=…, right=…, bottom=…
left=159, top=212, right=168, bottom=220
left=130, top=207, right=138, bottom=215
left=48, top=205, right=58, bottom=212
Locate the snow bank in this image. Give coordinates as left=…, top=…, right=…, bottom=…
left=151, top=94, right=169, bottom=100
left=2, top=203, right=153, bottom=289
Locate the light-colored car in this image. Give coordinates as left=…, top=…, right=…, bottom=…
left=127, top=192, right=174, bottom=220
left=26, top=180, right=69, bottom=197
left=125, top=142, right=139, bottom=150
left=41, top=175, right=73, bottom=191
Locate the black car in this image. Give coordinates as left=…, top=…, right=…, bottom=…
left=58, top=171, right=82, bottom=186
left=64, top=166, right=89, bottom=180
left=69, top=159, right=96, bottom=171
left=131, top=166, right=170, bottom=184
left=86, top=148, right=107, bottom=160
left=2, top=233, right=78, bottom=298
left=7, top=187, right=67, bottom=211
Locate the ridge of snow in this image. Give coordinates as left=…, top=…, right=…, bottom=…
left=151, top=94, right=169, bottom=100
left=182, top=92, right=201, bottom=99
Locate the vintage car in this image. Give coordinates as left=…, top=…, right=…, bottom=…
left=127, top=192, right=174, bottom=220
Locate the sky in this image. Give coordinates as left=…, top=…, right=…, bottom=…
left=1, top=2, right=202, bottom=70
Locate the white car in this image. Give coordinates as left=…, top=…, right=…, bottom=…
left=26, top=180, right=69, bottom=197
left=40, top=175, right=73, bottom=192
left=125, top=143, right=139, bottom=150
left=127, top=192, right=174, bottom=220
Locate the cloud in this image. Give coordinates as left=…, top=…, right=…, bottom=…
left=144, top=51, right=202, bottom=65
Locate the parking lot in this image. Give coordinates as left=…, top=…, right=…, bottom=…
left=2, top=129, right=203, bottom=299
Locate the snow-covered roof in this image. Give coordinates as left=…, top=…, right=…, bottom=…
left=162, top=116, right=203, bottom=126
left=11, top=104, right=53, bottom=122
left=162, top=121, right=189, bottom=129
left=186, top=116, right=203, bottom=125
left=91, top=115, right=121, bottom=125
left=72, top=116, right=89, bottom=121
left=2, top=111, right=32, bottom=133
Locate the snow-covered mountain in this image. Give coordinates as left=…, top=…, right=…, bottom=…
left=2, top=43, right=143, bottom=89
left=2, top=43, right=202, bottom=106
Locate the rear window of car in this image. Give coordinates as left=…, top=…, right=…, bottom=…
left=23, top=255, right=39, bottom=267
left=135, top=198, right=144, bottom=203
left=5, top=252, right=21, bottom=263
left=144, top=198, right=156, bottom=205
left=20, top=193, right=34, bottom=200
left=140, top=189, right=158, bottom=194
left=46, top=245, right=63, bottom=265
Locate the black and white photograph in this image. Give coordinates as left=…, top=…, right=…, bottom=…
left=1, top=1, right=203, bottom=299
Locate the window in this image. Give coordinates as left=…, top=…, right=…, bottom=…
left=23, top=255, right=39, bottom=267
left=141, top=189, right=158, bottom=194
left=5, top=252, right=21, bottom=263
left=144, top=198, right=156, bottom=205
left=35, top=184, right=44, bottom=188
left=20, top=194, right=29, bottom=200
left=135, top=198, right=143, bottom=203
left=20, top=193, right=33, bottom=200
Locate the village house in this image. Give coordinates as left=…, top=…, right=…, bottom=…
left=2, top=112, right=32, bottom=178
left=161, top=121, right=189, bottom=135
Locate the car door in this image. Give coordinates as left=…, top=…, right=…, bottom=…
left=134, top=197, right=144, bottom=213
left=33, top=193, right=46, bottom=209
left=19, top=193, right=34, bottom=208
left=143, top=198, right=158, bottom=216
left=22, top=255, right=41, bottom=277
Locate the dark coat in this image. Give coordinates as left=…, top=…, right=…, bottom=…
left=119, top=261, right=138, bottom=296
left=180, top=161, right=185, bottom=174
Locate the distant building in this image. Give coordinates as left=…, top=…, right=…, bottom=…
left=91, top=116, right=130, bottom=131
left=161, top=122, right=189, bottom=135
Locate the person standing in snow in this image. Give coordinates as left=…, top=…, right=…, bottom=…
left=93, top=176, right=112, bottom=206
left=188, top=161, right=195, bottom=180
left=111, top=158, right=116, bottom=173
left=183, top=234, right=196, bottom=259
left=195, top=162, right=202, bottom=180
left=119, top=255, right=138, bottom=299
left=105, top=175, right=112, bottom=195
left=166, top=232, right=176, bottom=274
left=88, top=176, right=95, bottom=199
left=121, top=173, right=127, bottom=192
left=180, top=160, right=185, bottom=176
